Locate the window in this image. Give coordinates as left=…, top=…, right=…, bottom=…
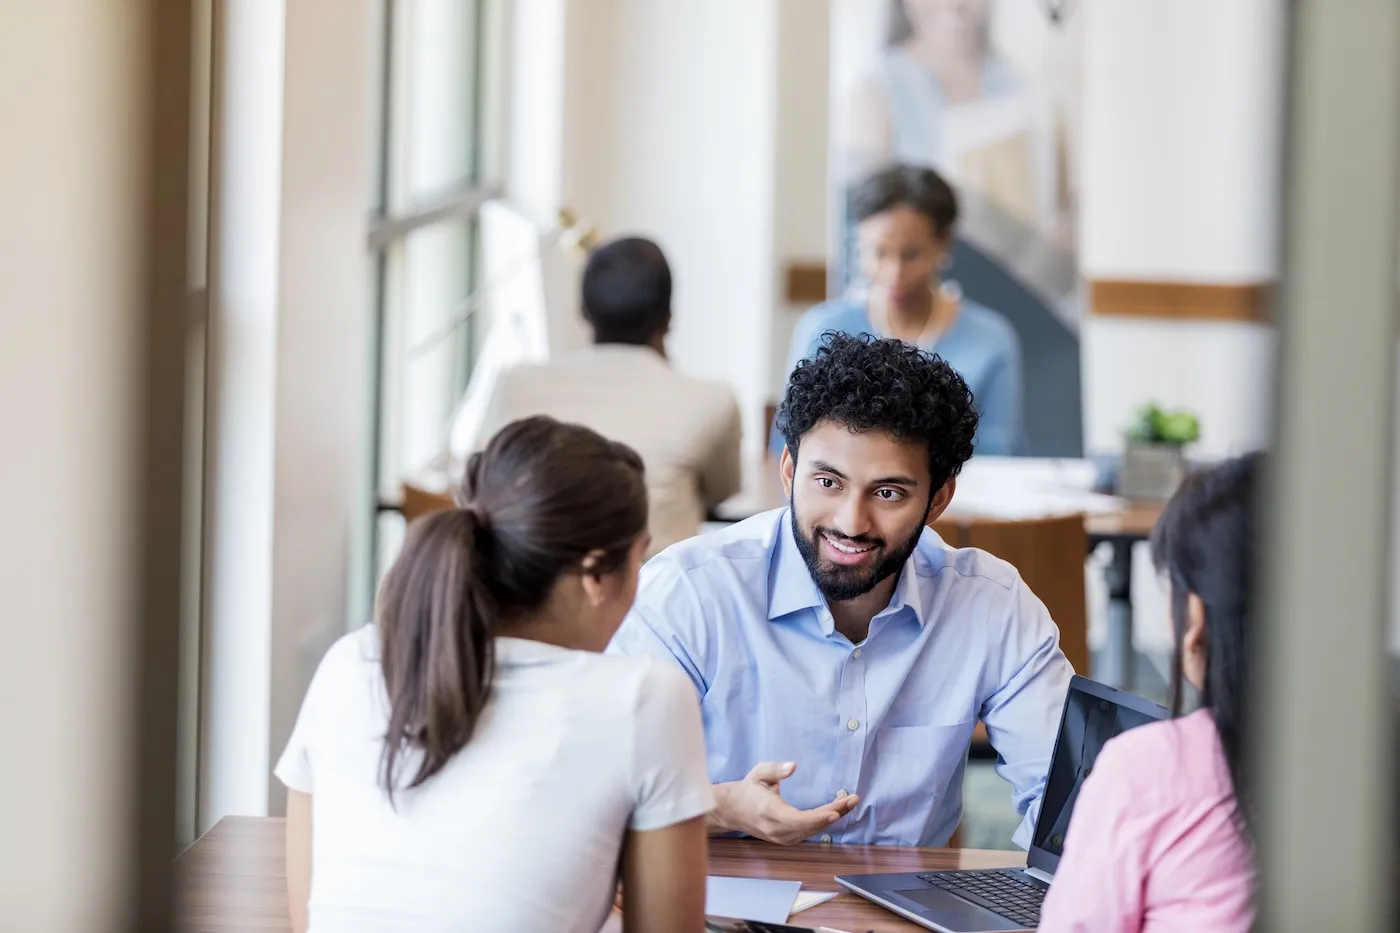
left=369, top=0, right=505, bottom=581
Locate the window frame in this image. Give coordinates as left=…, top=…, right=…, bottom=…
left=366, top=0, right=506, bottom=591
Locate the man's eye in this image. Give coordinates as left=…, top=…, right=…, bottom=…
left=816, top=477, right=838, bottom=489
left=875, top=488, right=904, bottom=501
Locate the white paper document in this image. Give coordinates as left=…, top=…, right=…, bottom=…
left=704, top=876, right=801, bottom=923
left=790, top=889, right=841, bottom=914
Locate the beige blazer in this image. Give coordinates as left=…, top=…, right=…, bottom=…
left=482, top=344, right=742, bottom=557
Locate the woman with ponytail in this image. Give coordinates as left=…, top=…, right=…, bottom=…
left=276, top=416, right=712, bottom=932
left=1039, top=453, right=1260, bottom=932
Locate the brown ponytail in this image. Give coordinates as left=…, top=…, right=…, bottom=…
left=377, top=416, right=647, bottom=800
left=378, top=507, right=494, bottom=800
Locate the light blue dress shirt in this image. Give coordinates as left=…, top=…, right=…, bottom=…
left=770, top=295, right=1023, bottom=457
left=608, top=508, right=1073, bottom=849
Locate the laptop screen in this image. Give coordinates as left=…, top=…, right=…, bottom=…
left=1029, top=677, right=1168, bottom=869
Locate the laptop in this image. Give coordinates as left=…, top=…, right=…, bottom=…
left=834, top=675, right=1168, bottom=932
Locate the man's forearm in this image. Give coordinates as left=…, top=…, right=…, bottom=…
left=706, top=782, right=735, bottom=836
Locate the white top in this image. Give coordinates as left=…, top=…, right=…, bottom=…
left=482, top=344, right=742, bottom=557
left=276, top=626, right=714, bottom=933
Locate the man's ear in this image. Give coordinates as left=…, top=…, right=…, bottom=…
left=780, top=445, right=795, bottom=500
left=926, top=476, right=957, bottom=524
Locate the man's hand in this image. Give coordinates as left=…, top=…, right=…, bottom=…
left=709, top=761, right=860, bottom=845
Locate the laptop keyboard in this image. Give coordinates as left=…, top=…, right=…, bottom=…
left=917, top=869, right=1047, bottom=928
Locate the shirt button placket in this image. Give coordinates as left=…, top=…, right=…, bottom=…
left=833, top=646, right=868, bottom=838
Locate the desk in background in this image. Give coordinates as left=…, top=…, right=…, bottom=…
left=176, top=816, right=1025, bottom=933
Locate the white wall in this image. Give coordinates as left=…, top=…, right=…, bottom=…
left=518, top=0, right=780, bottom=453
left=1082, top=319, right=1276, bottom=458
left=1079, top=0, right=1286, bottom=456
left=0, top=3, right=147, bottom=926
left=506, top=1, right=838, bottom=439
left=201, top=0, right=374, bottom=827
left=769, top=0, right=833, bottom=399
left=201, top=0, right=286, bottom=825
left=1080, top=1, right=1285, bottom=280
left=268, top=0, right=376, bottom=815
left=1077, top=0, right=1286, bottom=652
left=504, top=0, right=568, bottom=225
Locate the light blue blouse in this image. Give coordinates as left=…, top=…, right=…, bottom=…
left=772, top=294, right=1023, bottom=456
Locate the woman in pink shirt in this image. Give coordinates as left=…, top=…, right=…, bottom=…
left=1039, top=453, right=1258, bottom=932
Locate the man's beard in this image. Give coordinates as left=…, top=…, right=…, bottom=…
left=790, top=508, right=925, bottom=604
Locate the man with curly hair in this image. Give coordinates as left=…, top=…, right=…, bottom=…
left=610, top=333, right=1072, bottom=849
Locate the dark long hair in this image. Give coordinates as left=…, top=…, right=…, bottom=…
left=376, top=416, right=647, bottom=800
left=1150, top=452, right=1261, bottom=833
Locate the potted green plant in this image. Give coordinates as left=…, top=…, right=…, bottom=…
left=1120, top=403, right=1200, bottom=500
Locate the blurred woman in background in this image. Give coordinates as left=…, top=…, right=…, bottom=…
left=276, top=416, right=712, bottom=933
left=774, top=164, right=1022, bottom=455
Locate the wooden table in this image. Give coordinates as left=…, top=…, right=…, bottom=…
left=176, top=816, right=1025, bottom=933
left=1082, top=502, right=1161, bottom=542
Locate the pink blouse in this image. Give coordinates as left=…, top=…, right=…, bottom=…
left=1038, top=709, right=1255, bottom=933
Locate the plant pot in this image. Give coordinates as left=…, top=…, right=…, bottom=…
left=1120, top=442, right=1188, bottom=500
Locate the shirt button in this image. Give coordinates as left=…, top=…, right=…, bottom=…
left=847, top=718, right=860, bottom=732
left=851, top=648, right=862, bottom=660
left=819, top=834, right=833, bottom=844
left=835, top=789, right=849, bottom=799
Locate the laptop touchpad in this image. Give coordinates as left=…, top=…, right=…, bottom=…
left=890, top=885, right=1026, bottom=932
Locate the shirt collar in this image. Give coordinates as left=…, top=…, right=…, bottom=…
left=767, top=510, right=929, bottom=634
left=883, top=548, right=926, bottom=627
left=494, top=636, right=579, bottom=666
left=767, top=510, right=827, bottom=623
left=576, top=343, right=670, bottom=369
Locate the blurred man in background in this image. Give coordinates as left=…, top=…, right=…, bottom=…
left=483, top=236, right=742, bottom=557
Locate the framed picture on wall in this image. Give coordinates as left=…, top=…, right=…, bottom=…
left=830, top=0, right=1083, bottom=311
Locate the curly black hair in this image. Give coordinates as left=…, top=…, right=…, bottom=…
left=776, top=332, right=979, bottom=489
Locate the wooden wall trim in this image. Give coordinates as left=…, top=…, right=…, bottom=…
left=785, top=261, right=828, bottom=305
left=1089, top=279, right=1272, bottom=322
left=786, top=266, right=1272, bottom=323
